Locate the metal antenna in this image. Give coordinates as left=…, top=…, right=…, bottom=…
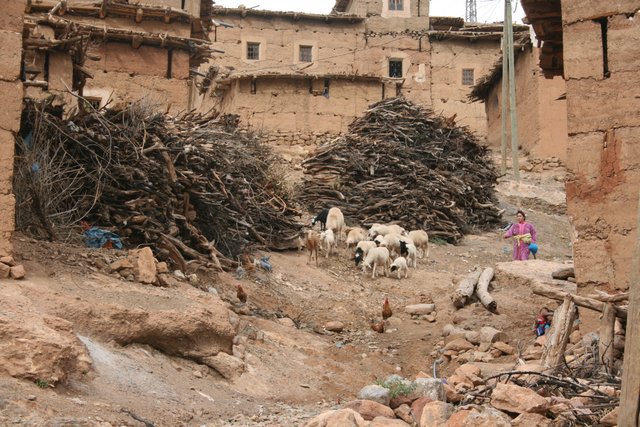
left=465, top=0, right=477, bottom=22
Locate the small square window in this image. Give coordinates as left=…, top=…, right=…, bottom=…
left=389, top=59, right=403, bottom=78
left=247, top=42, right=260, bottom=60
left=299, top=45, right=313, bottom=62
left=84, top=96, right=101, bottom=110
left=462, top=68, right=475, bottom=85
left=389, top=0, right=403, bottom=11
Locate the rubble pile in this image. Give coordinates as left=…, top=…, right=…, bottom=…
left=298, top=97, right=503, bottom=242
left=14, top=100, right=303, bottom=271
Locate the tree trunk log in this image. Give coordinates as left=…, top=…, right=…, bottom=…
left=451, top=267, right=482, bottom=309
left=533, top=284, right=627, bottom=320
left=541, top=294, right=576, bottom=372
left=552, top=267, right=575, bottom=280
left=475, top=267, right=496, bottom=312
left=600, top=302, right=617, bottom=374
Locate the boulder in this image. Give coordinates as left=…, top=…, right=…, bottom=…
left=394, top=404, right=413, bottom=425
left=445, top=338, right=475, bottom=352
left=357, top=385, right=390, bottom=406
left=479, top=327, right=507, bottom=344
left=369, top=417, right=412, bottom=426
left=303, top=409, right=367, bottom=427
left=419, top=401, right=454, bottom=426
left=128, top=247, right=157, bottom=284
left=512, top=412, right=553, bottom=426
left=414, top=378, right=445, bottom=401
left=343, top=400, right=395, bottom=421
left=10, top=264, right=25, bottom=279
left=492, top=342, right=514, bottom=355
left=491, top=383, right=548, bottom=414
left=405, top=304, right=435, bottom=315
left=202, top=351, right=244, bottom=380
left=600, top=406, right=619, bottom=427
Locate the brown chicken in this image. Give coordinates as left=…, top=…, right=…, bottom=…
left=382, top=297, right=392, bottom=320
left=370, top=319, right=385, bottom=333
left=236, top=284, right=247, bottom=303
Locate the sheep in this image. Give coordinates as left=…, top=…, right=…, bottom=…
left=320, top=229, right=335, bottom=258
left=325, top=207, right=345, bottom=243
left=362, top=246, right=390, bottom=279
left=390, top=256, right=409, bottom=279
left=399, top=240, right=418, bottom=268
left=368, top=223, right=407, bottom=239
left=344, top=227, right=367, bottom=249
left=376, top=233, right=413, bottom=257
left=354, top=240, right=378, bottom=266
left=305, top=230, right=320, bottom=266
left=408, top=230, right=430, bottom=258
left=311, top=208, right=329, bottom=231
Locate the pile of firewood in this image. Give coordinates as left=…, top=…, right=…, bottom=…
left=15, top=100, right=303, bottom=271
left=298, top=97, right=503, bottom=241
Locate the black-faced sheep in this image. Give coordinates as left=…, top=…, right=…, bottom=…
left=390, top=256, right=409, bottom=279
left=354, top=241, right=378, bottom=266
left=399, top=240, right=418, bottom=268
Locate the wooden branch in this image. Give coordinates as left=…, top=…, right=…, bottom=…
left=600, top=303, right=616, bottom=374
left=533, top=283, right=627, bottom=320
left=451, top=267, right=482, bottom=309
left=475, top=267, right=496, bottom=312
left=541, top=294, right=576, bottom=372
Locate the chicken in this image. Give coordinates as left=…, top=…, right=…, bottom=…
left=370, top=319, right=385, bottom=333
left=236, top=284, right=247, bottom=304
left=382, top=297, right=392, bottom=320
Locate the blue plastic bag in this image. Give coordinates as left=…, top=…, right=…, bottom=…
left=83, top=227, right=123, bottom=249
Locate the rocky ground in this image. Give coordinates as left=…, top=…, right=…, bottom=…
left=0, top=158, right=597, bottom=426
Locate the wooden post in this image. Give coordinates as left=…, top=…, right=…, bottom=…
left=599, top=302, right=616, bottom=373
left=451, top=267, right=482, bottom=309
left=500, top=1, right=508, bottom=175
left=541, top=294, right=575, bottom=372
left=475, top=267, right=497, bottom=312
left=533, top=283, right=627, bottom=320
left=505, top=0, right=520, bottom=182
left=620, top=188, right=640, bottom=427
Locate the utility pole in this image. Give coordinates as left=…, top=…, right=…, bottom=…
left=465, top=0, right=477, bottom=23
left=502, top=0, right=520, bottom=181
left=500, top=1, right=508, bottom=174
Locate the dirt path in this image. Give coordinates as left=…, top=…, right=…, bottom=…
left=0, top=166, right=576, bottom=426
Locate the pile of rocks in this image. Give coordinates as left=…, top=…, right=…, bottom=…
left=0, top=253, right=25, bottom=280
left=520, top=156, right=565, bottom=172
left=433, top=324, right=514, bottom=365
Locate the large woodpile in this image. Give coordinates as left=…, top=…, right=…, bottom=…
left=14, top=100, right=303, bottom=271
left=298, top=97, right=502, bottom=241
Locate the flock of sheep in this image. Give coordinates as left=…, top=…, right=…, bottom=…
left=301, top=207, right=429, bottom=279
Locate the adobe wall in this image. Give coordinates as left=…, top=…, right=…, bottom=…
left=430, top=39, right=501, bottom=138
left=484, top=46, right=567, bottom=161
left=220, top=78, right=383, bottom=133
left=343, top=0, right=429, bottom=31
left=0, top=0, right=24, bottom=256
left=563, top=4, right=640, bottom=290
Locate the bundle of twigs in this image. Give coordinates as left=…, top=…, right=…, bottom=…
left=298, top=97, right=502, bottom=241
left=14, top=99, right=303, bottom=271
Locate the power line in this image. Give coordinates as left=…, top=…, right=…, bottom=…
left=466, top=0, right=478, bottom=22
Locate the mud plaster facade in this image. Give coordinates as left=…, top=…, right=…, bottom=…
left=524, top=0, right=640, bottom=290
left=476, top=45, right=568, bottom=162
left=22, top=0, right=211, bottom=114
left=199, top=2, right=523, bottom=145
left=0, top=1, right=25, bottom=255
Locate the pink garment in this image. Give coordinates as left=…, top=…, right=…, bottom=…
left=504, top=222, right=537, bottom=260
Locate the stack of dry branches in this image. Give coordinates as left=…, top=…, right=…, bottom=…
left=298, top=97, right=503, bottom=241
left=14, top=99, right=303, bottom=271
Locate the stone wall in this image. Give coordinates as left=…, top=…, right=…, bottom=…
left=0, top=0, right=24, bottom=256
left=484, top=46, right=567, bottom=161
left=563, top=2, right=640, bottom=289
left=430, top=39, right=502, bottom=137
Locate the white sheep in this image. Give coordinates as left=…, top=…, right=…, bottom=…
left=354, top=240, right=378, bottom=266
left=390, top=256, right=409, bottom=279
left=376, top=233, right=413, bottom=257
left=408, top=230, right=430, bottom=258
left=320, top=229, right=335, bottom=258
left=326, top=207, right=345, bottom=243
left=368, top=223, right=407, bottom=239
left=344, top=227, right=367, bottom=249
left=362, top=246, right=390, bottom=279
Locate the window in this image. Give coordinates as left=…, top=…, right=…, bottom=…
left=299, top=45, right=313, bottom=62
left=247, top=42, right=260, bottom=60
left=83, top=96, right=102, bottom=110
left=389, top=0, right=403, bottom=11
left=250, top=78, right=257, bottom=94
left=389, top=59, right=403, bottom=78
left=462, top=68, right=474, bottom=85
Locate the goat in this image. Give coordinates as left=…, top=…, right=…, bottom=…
left=320, top=229, right=335, bottom=258
left=362, top=246, right=390, bottom=279
left=408, top=230, right=430, bottom=258
left=390, top=256, right=409, bottom=279
left=305, top=230, right=320, bottom=266
left=311, top=208, right=329, bottom=231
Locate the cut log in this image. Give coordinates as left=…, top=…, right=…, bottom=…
left=552, top=267, right=575, bottom=280
left=599, top=302, right=616, bottom=373
left=533, top=284, right=627, bottom=320
left=475, top=267, right=496, bottom=312
left=451, top=267, right=482, bottom=309
left=479, top=326, right=507, bottom=344
left=541, top=294, right=576, bottom=372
